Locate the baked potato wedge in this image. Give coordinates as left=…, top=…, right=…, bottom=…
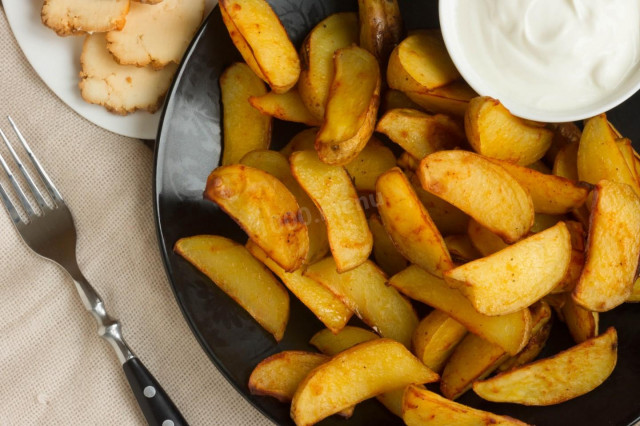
left=249, top=351, right=328, bottom=402
left=298, top=12, right=359, bottom=119
left=310, top=326, right=379, bottom=356
left=249, top=89, right=322, bottom=126
left=239, top=150, right=329, bottom=264
left=440, top=333, right=509, bottom=400
left=498, top=302, right=552, bottom=372
left=473, top=327, right=618, bottom=406
left=291, top=339, right=439, bottom=426
left=316, top=45, right=380, bottom=145
left=445, top=222, right=571, bottom=316
left=376, top=167, right=453, bottom=276
left=290, top=150, right=372, bottom=271
left=465, top=96, right=553, bottom=166
left=174, top=235, right=288, bottom=341
left=412, top=310, right=467, bottom=373
left=247, top=242, right=351, bottom=333
left=386, top=30, right=460, bottom=92
left=204, top=164, right=308, bottom=271
left=389, top=265, right=532, bottom=355
left=249, top=351, right=354, bottom=418
left=418, top=150, right=534, bottom=243
left=358, top=0, right=403, bottom=66
left=220, top=0, right=300, bottom=93
left=220, top=63, right=271, bottom=165
left=577, top=114, right=640, bottom=197
left=552, top=141, right=579, bottom=180
left=405, top=80, right=476, bottom=117
left=562, top=295, right=598, bottom=344
left=628, top=277, right=640, bottom=302
left=368, top=213, right=408, bottom=276
left=376, top=108, right=465, bottom=159
left=403, top=385, right=528, bottom=426
left=304, top=258, right=418, bottom=347
left=490, top=158, right=590, bottom=214
left=344, top=143, right=396, bottom=192
left=573, top=180, right=640, bottom=311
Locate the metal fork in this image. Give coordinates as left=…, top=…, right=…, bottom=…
left=0, top=117, right=187, bottom=426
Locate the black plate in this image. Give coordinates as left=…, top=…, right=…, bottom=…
left=153, top=2, right=640, bottom=425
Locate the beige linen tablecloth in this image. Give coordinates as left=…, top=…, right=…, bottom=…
left=0, top=8, right=270, bottom=426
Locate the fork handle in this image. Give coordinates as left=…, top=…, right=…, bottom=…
left=123, top=357, right=188, bottom=426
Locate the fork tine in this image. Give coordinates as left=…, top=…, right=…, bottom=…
left=8, top=116, right=63, bottom=204
left=0, top=181, right=22, bottom=225
left=0, top=148, right=36, bottom=217
left=0, top=128, right=48, bottom=210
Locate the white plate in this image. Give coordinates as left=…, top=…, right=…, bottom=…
left=3, top=0, right=216, bottom=140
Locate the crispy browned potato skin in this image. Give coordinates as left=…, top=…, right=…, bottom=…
left=220, top=0, right=300, bottom=93
left=204, top=165, right=309, bottom=272
left=358, top=0, right=403, bottom=67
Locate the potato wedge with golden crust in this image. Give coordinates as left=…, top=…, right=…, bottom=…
left=387, top=30, right=460, bottom=92
left=247, top=242, right=351, bottom=333
left=473, top=327, right=618, bottom=406
left=390, top=266, right=532, bottom=355
left=408, top=172, right=469, bottom=235
left=204, top=165, right=308, bottom=271
left=368, top=213, right=408, bottom=276
left=377, top=168, right=453, bottom=276
left=174, top=235, right=289, bottom=341
left=298, top=13, right=359, bottom=119
left=358, top=0, right=403, bottom=66
left=315, top=46, right=380, bottom=146
left=280, top=128, right=317, bottom=158
left=403, top=385, right=528, bottom=426
left=467, top=219, right=509, bottom=257
left=304, top=258, right=418, bottom=347
left=405, top=80, right=477, bottom=117
left=418, top=150, right=534, bottom=243
left=315, top=99, right=380, bottom=166
left=344, top=143, right=396, bottom=192
left=249, top=351, right=354, bottom=418
left=490, top=159, right=590, bottom=214
left=291, top=339, right=439, bottom=426
left=498, top=302, right=552, bottom=372
left=249, top=351, right=328, bottom=402
left=465, top=97, right=553, bottom=166
left=445, top=222, right=571, bottom=316
left=412, top=310, right=467, bottom=373
left=617, top=138, right=640, bottom=184
left=562, top=295, right=598, bottom=344
left=316, top=46, right=381, bottom=164
left=573, top=180, right=640, bottom=311
left=220, top=0, right=300, bottom=93
left=444, top=234, right=481, bottom=263
left=376, top=109, right=465, bottom=159
left=577, top=115, right=640, bottom=197
left=239, top=150, right=328, bottom=264
left=249, top=89, right=322, bottom=126
left=290, top=151, right=372, bottom=272
left=553, top=141, right=579, bottom=181
left=440, top=333, right=509, bottom=400
left=310, top=326, right=379, bottom=356
left=220, top=63, right=271, bottom=165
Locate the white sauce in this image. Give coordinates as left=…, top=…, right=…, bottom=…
left=453, top=0, right=640, bottom=111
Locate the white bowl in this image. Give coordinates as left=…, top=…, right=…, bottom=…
left=439, top=0, right=640, bottom=122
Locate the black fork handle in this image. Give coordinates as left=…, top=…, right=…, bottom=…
left=123, top=357, right=188, bottom=426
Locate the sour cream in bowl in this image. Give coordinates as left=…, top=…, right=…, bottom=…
left=439, top=0, right=640, bottom=122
